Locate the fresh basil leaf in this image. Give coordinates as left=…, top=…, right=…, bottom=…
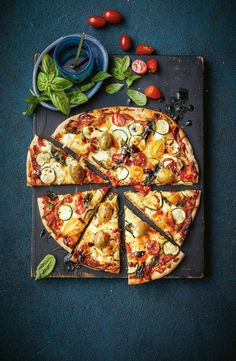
left=49, top=91, right=70, bottom=115
left=35, top=254, right=56, bottom=280
left=126, top=75, right=141, bottom=88
left=126, top=89, right=147, bottom=106
left=69, top=92, right=88, bottom=105
left=51, top=77, right=73, bottom=91
left=91, top=71, right=112, bottom=82
left=24, top=93, right=50, bottom=104
left=37, top=72, right=49, bottom=91
left=22, top=103, right=37, bottom=116
left=105, top=83, right=124, bottom=94
left=114, top=55, right=130, bottom=73
left=78, top=82, right=95, bottom=92
left=111, top=68, right=126, bottom=80
left=41, top=54, right=58, bottom=76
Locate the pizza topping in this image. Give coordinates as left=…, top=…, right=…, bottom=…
left=94, top=230, right=110, bottom=249
left=156, top=168, right=175, bottom=184
left=129, top=136, right=145, bottom=151
left=148, top=139, right=165, bottom=159
left=82, top=126, right=94, bottom=140
left=163, top=241, right=179, bottom=256
left=172, top=208, right=186, bottom=224
left=62, top=218, right=83, bottom=237
left=51, top=163, right=65, bottom=184
left=128, top=263, right=138, bottom=274
left=130, top=165, right=144, bottom=181
left=180, top=163, right=198, bottom=183
left=135, top=221, right=149, bottom=237
left=146, top=240, right=161, bottom=256
left=155, top=119, right=170, bottom=135
left=97, top=202, right=113, bottom=223
left=112, top=129, right=129, bottom=144
left=68, top=164, right=85, bottom=183
left=99, top=131, right=113, bottom=150
left=143, top=191, right=162, bottom=210
left=36, top=152, right=51, bottom=166
left=116, top=166, right=129, bottom=180
left=135, top=264, right=145, bottom=278
left=132, top=152, right=147, bottom=167
left=58, top=205, right=73, bottom=221
left=40, top=167, right=56, bottom=184
left=133, top=251, right=145, bottom=258
left=128, top=122, right=144, bottom=136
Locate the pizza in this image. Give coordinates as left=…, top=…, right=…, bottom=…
left=125, top=190, right=201, bottom=246
left=27, top=135, right=106, bottom=186
left=124, top=206, right=185, bottom=285
left=51, top=106, right=199, bottom=186
left=71, top=193, right=121, bottom=274
left=37, top=187, right=108, bottom=253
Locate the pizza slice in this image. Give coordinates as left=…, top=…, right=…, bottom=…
left=124, top=206, right=185, bottom=285
left=37, top=187, right=109, bottom=253
left=125, top=190, right=201, bottom=246
left=51, top=107, right=199, bottom=186
left=71, top=193, right=121, bottom=274
left=27, top=135, right=107, bottom=186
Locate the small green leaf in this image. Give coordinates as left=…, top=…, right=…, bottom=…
left=126, top=89, right=147, bottom=106
left=37, top=72, right=49, bottom=91
left=70, top=92, right=88, bottom=105
left=22, top=103, right=37, bottom=116
left=105, top=83, right=124, bottom=94
left=111, top=68, right=126, bottom=80
left=49, top=91, right=70, bottom=115
left=91, top=71, right=112, bottom=82
left=41, top=54, right=58, bottom=76
left=126, top=75, right=141, bottom=88
left=51, top=77, right=73, bottom=91
left=114, top=55, right=130, bottom=73
left=35, top=254, right=56, bottom=280
left=78, top=82, right=95, bottom=92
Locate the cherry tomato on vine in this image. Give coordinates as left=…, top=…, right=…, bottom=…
left=87, top=16, right=106, bottom=28
left=146, top=58, right=158, bottom=73
left=144, top=85, right=161, bottom=99
left=120, top=34, right=132, bottom=51
left=131, top=59, right=148, bottom=74
left=136, top=44, right=155, bottom=55
left=102, top=9, right=123, bottom=24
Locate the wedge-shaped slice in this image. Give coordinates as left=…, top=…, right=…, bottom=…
left=124, top=207, right=184, bottom=285
left=71, top=193, right=121, bottom=274
left=125, top=190, right=201, bottom=246
left=37, top=187, right=109, bottom=253
left=27, top=135, right=106, bottom=186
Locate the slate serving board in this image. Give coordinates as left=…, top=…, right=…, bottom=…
left=31, top=55, right=204, bottom=279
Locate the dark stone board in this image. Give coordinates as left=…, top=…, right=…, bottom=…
left=31, top=55, right=204, bottom=279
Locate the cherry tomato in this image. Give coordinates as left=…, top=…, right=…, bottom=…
left=144, top=85, right=161, bottom=99
left=87, top=16, right=106, bottom=28
left=132, top=152, right=147, bottom=166
left=120, top=34, right=132, bottom=51
left=131, top=59, right=148, bottom=75
left=102, top=9, right=123, bottom=24
left=146, top=58, right=158, bottom=73
left=136, top=44, right=155, bottom=55
left=112, top=112, right=126, bottom=126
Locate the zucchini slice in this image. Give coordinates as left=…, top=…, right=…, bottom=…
left=128, top=122, right=144, bottom=136
left=172, top=208, right=186, bottom=224
left=129, top=136, right=146, bottom=151
left=116, top=166, right=129, bottom=180
left=143, top=192, right=163, bottom=210
left=36, top=152, right=51, bottom=166
left=40, top=167, right=56, bottom=184
left=128, top=264, right=138, bottom=274
left=58, top=205, right=73, bottom=221
left=51, top=163, right=65, bottom=184
left=82, top=126, right=94, bottom=140
left=155, top=119, right=170, bottom=135
left=112, top=129, right=129, bottom=143
left=163, top=241, right=179, bottom=256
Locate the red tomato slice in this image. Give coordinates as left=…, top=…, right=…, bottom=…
left=131, top=59, right=147, bottom=74
left=146, top=58, right=158, bottom=73
left=136, top=44, right=155, bottom=55
left=144, top=85, right=161, bottom=99
left=75, top=196, right=86, bottom=215
left=132, top=152, right=147, bottom=166
left=112, top=113, right=125, bottom=126
left=146, top=240, right=161, bottom=256
left=133, top=184, right=151, bottom=195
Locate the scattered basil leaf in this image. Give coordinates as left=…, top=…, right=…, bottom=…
left=35, top=254, right=56, bottom=280
left=49, top=91, right=70, bottom=115
left=78, top=82, right=95, bottom=92
left=91, top=71, right=112, bottom=82
left=111, top=68, right=126, bottom=80
left=69, top=92, right=88, bottom=105
left=126, top=89, right=147, bottom=106
left=105, top=83, right=124, bottom=94
left=22, top=103, right=37, bottom=116
left=51, top=77, right=73, bottom=92
left=126, top=75, right=141, bottom=88
left=41, top=54, right=58, bottom=76
left=37, top=72, right=49, bottom=91
left=114, top=55, right=130, bottom=73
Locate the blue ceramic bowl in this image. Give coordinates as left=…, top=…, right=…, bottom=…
left=32, top=33, right=109, bottom=111
left=53, top=36, right=94, bottom=82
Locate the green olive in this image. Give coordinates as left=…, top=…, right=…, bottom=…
left=99, top=132, right=113, bottom=150
left=136, top=221, right=149, bottom=237
left=94, top=230, right=110, bottom=249
left=156, top=168, right=175, bottom=184
left=97, top=203, right=113, bottom=223
left=69, top=164, right=85, bottom=183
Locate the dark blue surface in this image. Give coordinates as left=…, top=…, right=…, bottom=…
left=0, top=1, right=235, bottom=360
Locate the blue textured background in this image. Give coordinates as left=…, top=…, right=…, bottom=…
left=0, top=1, right=235, bottom=360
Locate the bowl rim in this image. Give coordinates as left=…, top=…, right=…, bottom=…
left=32, top=33, right=109, bottom=111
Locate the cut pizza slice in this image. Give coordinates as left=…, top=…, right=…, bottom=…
left=37, top=187, right=109, bottom=253
left=71, top=193, right=121, bottom=274
left=124, top=206, right=185, bottom=285
left=125, top=190, right=201, bottom=246
left=51, top=107, right=199, bottom=186
left=27, top=135, right=107, bottom=186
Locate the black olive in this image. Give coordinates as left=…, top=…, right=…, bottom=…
left=135, top=264, right=145, bottom=278
left=76, top=252, right=85, bottom=263
left=131, top=144, right=140, bottom=153
left=165, top=104, right=175, bottom=114
left=188, top=104, right=194, bottom=111
left=176, top=88, right=188, bottom=101
left=169, top=96, right=178, bottom=103
left=176, top=105, right=186, bottom=113
left=185, top=120, right=192, bottom=126
left=134, top=251, right=145, bottom=257
left=40, top=229, right=45, bottom=237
